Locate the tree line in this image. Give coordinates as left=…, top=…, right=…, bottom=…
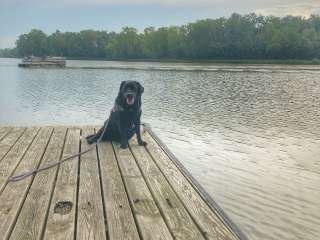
left=1, top=13, right=320, bottom=60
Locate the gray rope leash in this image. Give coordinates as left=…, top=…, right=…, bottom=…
left=8, top=146, right=95, bottom=182
left=8, top=118, right=109, bottom=182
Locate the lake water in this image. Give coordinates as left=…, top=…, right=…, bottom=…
left=1, top=58, right=320, bottom=240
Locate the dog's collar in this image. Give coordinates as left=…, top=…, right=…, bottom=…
left=112, top=105, right=123, bottom=112
left=112, top=105, right=135, bottom=112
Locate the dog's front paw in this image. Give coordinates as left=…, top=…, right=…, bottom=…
left=138, top=141, right=147, bottom=146
left=120, top=143, right=128, bottom=149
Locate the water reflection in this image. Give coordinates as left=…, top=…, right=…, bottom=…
left=0, top=58, right=320, bottom=240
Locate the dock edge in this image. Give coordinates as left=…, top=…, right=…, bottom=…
left=143, top=123, right=248, bottom=240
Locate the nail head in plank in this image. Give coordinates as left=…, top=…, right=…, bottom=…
left=98, top=141, right=140, bottom=240
left=9, top=127, right=67, bottom=240
left=43, top=128, right=81, bottom=240
left=77, top=127, right=107, bottom=240
left=0, top=127, right=53, bottom=240
left=0, top=128, right=25, bottom=161
left=130, top=137, right=205, bottom=240
left=0, top=127, right=40, bottom=193
left=113, top=142, right=173, bottom=240
left=0, top=127, right=12, bottom=142
left=143, top=132, right=239, bottom=240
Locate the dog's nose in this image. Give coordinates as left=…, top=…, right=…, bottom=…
left=127, top=94, right=133, bottom=98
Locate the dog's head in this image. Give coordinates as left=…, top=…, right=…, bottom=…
left=117, top=81, right=144, bottom=108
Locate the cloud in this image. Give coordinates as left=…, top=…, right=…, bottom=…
left=1, top=0, right=224, bottom=7
left=2, top=0, right=320, bottom=14
left=1, top=0, right=319, bottom=16
left=1, top=0, right=319, bottom=48
left=0, top=36, right=16, bottom=48
left=257, top=2, right=320, bottom=17
left=0, top=0, right=298, bottom=8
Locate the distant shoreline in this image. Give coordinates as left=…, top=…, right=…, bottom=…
left=44, top=57, right=320, bottom=65
left=2, top=14, right=320, bottom=64
left=47, top=57, right=320, bottom=65
left=2, top=57, right=320, bottom=65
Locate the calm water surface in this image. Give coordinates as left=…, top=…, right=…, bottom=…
left=1, top=58, right=320, bottom=240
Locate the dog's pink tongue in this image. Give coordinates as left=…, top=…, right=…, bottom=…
left=126, top=97, right=134, bottom=105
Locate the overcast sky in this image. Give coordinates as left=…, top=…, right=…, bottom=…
left=0, top=0, right=320, bottom=48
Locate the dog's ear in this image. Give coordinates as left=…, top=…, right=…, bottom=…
left=135, top=81, right=144, bottom=95
left=116, top=81, right=126, bottom=106
left=119, top=81, right=126, bottom=92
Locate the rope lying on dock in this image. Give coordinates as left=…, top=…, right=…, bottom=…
left=7, top=119, right=109, bottom=182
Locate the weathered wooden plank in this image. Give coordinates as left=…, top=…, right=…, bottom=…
left=0, top=127, right=12, bottom=142
left=143, top=132, right=238, bottom=240
left=0, top=127, right=53, bottom=240
left=9, top=127, right=67, bottom=240
left=97, top=141, right=140, bottom=240
left=43, top=128, right=80, bottom=240
left=0, top=128, right=25, bottom=162
left=0, top=127, right=40, bottom=193
left=76, top=127, right=106, bottom=240
left=0, top=125, right=242, bottom=240
left=130, top=137, right=205, bottom=240
left=113, top=142, right=173, bottom=240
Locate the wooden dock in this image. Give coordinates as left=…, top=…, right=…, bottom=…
left=0, top=126, right=245, bottom=240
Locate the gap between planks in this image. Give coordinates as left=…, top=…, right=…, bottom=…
left=0, top=126, right=241, bottom=240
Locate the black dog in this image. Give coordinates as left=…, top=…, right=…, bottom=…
left=86, top=81, right=147, bottom=149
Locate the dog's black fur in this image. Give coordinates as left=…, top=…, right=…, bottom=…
left=86, top=80, right=147, bottom=149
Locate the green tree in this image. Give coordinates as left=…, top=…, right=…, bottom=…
left=7, top=13, right=320, bottom=60
left=143, top=27, right=168, bottom=58
left=106, top=27, right=142, bottom=59
left=166, top=26, right=187, bottom=58
left=16, top=29, right=49, bottom=57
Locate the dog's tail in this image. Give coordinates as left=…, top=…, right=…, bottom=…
left=86, top=134, right=97, bottom=144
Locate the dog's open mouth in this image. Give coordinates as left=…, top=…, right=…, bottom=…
left=126, top=96, right=135, bottom=105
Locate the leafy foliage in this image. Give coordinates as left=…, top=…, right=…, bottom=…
left=0, top=48, right=17, bottom=57
left=1, top=13, right=320, bottom=60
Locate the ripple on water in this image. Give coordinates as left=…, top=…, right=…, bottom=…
left=1, top=58, right=320, bottom=240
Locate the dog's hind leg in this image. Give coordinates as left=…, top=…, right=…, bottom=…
left=127, top=126, right=136, bottom=140
left=86, top=119, right=110, bottom=144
